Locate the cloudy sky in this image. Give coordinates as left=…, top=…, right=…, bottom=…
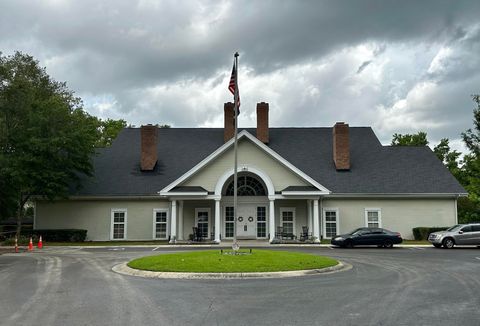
left=1, top=0, right=480, bottom=152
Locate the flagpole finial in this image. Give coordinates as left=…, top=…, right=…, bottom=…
left=234, top=52, right=239, bottom=58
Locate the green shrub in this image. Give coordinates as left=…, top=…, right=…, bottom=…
left=2, top=235, right=37, bottom=246
left=412, top=227, right=449, bottom=240
left=22, top=229, right=87, bottom=242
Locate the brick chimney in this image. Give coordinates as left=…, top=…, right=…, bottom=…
left=256, top=102, right=269, bottom=143
left=333, top=122, right=350, bottom=170
left=224, top=102, right=235, bottom=142
left=140, top=124, right=158, bottom=171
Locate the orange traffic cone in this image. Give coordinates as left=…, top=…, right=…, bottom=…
left=15, top=236, right=19, bottom=253
left=37, top=236, right=43, bottom=249
left=28, top=237, right=33, bottom=251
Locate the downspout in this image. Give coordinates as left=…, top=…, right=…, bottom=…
left=454, top=195, right=458, bottom=225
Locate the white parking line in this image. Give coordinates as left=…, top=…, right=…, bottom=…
left=329, top=246, right=335, bottom=250
left=152, top=246, right=162, bottom=251
left=475, top=257, right=480, bottom=261
left=408, top=247, right=426, bottom=250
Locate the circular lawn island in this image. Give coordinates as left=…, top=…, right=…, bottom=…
left=128, top=249, right=338, bottom=273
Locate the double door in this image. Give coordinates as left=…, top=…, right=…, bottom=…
left=224, top=204, right=267, bottom=239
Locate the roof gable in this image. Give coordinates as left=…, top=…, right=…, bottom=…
left=160, top=130, right=330, bottom=195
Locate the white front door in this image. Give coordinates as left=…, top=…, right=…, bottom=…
left=236, top=205, right=256, bottom=239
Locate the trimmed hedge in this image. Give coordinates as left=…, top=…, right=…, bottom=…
left=22, top=229, right=87, bottom=242
left=412, top=227, right=448, bottom=240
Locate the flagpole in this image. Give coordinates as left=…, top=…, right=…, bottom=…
left=233, top=52, right=239, bottom=250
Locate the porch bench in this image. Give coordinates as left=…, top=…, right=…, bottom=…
left=282, top=233, right=297, bottom=240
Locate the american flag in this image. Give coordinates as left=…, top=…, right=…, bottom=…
left=228, top=59, right=240, bottom=114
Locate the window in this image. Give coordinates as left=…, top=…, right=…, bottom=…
left=365, top=209, right=382, bottom=228
left=225, top=206, right=234, bottom=238
left=280, top=208, right=296, bottom=236
left=472, top=225, right=480, bottom=232
left=195, top=208, right=210, bottom=238
left=111, top=209, right=127, bottom=240
left=225, top=175, right=266, bottom=196
left=461, top=226, right=472, bottom=233
left=153, top=209, right=168, bottom=239
left=257, top=206, right=267, bottom=238
left=323, top=209, right=339, bottom=239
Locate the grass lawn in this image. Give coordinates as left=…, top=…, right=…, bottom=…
left=128, top=249, right=338, bottom=273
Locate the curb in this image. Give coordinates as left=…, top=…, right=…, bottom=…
left=111, top=261, right=352, bottom=279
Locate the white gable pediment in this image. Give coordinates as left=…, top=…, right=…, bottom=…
left=159, top=130, right=330, bottom=195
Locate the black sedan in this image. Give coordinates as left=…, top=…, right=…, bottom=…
left=330, top=227, right=403, bottom=248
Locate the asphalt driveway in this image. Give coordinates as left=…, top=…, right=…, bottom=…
left=1, top=246, right=479, bottom=326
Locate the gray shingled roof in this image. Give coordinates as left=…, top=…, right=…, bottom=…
left=70, top=127, right=466, bottom=196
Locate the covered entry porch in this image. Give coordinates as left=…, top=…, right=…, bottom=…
left=165, top=197, right=323, bottom=243
left=162, top=170, right=326, bottom=244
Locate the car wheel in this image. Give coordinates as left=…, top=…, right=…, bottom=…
left=345, top=240, right=354, bottom=248
left=433, top=244, right=442, bottom=248
left=443, top=238, right=455, bottom=249
left=383, top=239, right=393, bottom=248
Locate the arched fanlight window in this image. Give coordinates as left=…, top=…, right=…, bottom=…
left=225, top=175, right=266, bottom=196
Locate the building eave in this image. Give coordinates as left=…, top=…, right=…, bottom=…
left=326, top=193, right=468, bottom=198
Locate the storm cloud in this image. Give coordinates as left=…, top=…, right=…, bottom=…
left=1, top=0, right=480, bottom=152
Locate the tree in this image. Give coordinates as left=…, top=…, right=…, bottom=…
left=95, top=118, right=127, bottom=147
left=461, top=95, right=480, bottom=155
left=391, top=131, right=429, bottom=146
left=0, top=52, right=100, bottom=236
left=433, top=138, right=463, bottom=183
left=459, top=95, right=480, bottom=219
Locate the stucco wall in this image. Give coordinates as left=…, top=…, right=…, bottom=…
left=35, top=197, right=457, bottom=241
left=181, top=138, right=309, bottom=192
left=35, top=199, right=169, bottom=241
left=322, top=198, right=456, bottom=239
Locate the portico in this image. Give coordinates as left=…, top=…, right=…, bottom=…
left=162, top=161, right=328, bottom=244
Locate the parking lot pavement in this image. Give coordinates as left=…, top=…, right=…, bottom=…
left=1, top=246, right=479, bottom=326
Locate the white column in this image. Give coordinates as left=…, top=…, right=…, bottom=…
left=313, top=199, right=320, bottom=243
left=169, top=200, right=177, bottom=243
left=178, top=200, right=184, bottom=240
left=319, top=198, right=323, bottom=239
left=269, top=199, right=275, bottom=243
left=214, top=199, right=221, bottom=243
left=307, top=200, right=313, bottom=235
